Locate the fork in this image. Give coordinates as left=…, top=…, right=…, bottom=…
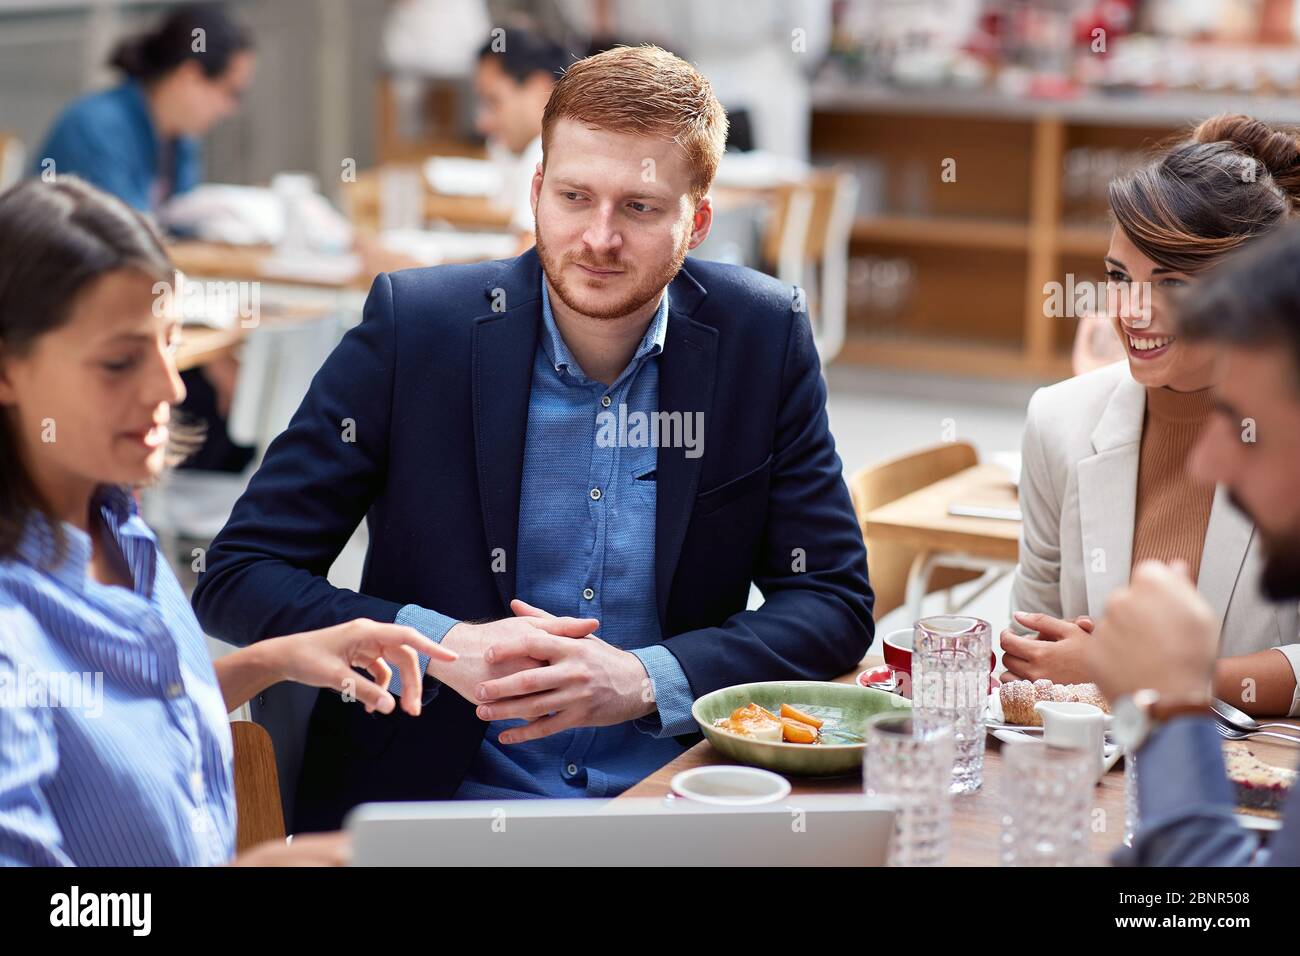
left=1214, top=724, right=1300, bottom=745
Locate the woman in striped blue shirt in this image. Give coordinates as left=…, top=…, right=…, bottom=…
left=0, top=177, right=458, bottom=866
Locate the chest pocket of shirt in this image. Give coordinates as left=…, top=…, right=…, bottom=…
left=693, top=454, right=773, bottom=518
left=631, top=464, right=658, bottom=509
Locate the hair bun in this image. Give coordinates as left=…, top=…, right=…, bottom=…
left=108, top=35, right=151, bottom=78
left=1192, top=113, right=1300, bottom=204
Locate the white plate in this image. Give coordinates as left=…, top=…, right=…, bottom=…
left=1235, top=811, right=1284, bottom=832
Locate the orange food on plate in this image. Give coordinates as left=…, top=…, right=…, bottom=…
left=714, top=703, right=783, bottom=742
left=779, top=703, right=823, bottom=729
left=714, top=702, right=826, bottom=744
left=780, top=717, right=819, bottom=744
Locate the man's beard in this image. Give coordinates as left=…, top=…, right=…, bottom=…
left=1259, top=532, right=1300, bottom=600
left=1229, top=490, right=1300, bottom=600
left=535, top=224, right=690, bottom=320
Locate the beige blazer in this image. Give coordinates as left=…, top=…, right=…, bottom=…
left=1011, top=360, right=1300, bottom=715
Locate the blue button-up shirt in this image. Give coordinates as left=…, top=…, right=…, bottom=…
left=0, top=487, right=236, bottom=866
left=395, top=280, right=697, bottom=798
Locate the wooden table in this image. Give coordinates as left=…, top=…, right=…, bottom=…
left=863, top=463, right=1021, bottom=622
left=175, top=302, right=335, bottom=372
left=619, top=658, right=1300, bottom=865
left=169, top=241, right=376, bottom=291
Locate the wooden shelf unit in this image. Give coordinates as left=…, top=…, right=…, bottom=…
left=810, top=99, right=1201, bottom=381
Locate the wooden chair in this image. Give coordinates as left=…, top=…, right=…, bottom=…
left=231, top=719, right=286, bottom=852
left=760, top=168, right=859, bottom=365
left=848, top=442, right=985, bottom=621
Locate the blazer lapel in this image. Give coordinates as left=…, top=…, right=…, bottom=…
left=471, top=250, right=542, bottom=612
left=1197, top=485, right=1255, bottom=631
left=654, top=265, right=716, bottom=629
left=1077, top=373, right=1145, bottom=617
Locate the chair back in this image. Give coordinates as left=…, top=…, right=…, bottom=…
left=761, top=168, right=858, bottom=363
left=848, top=441, right=982, bottom=619
left=231, top=719, right=286, bottom=852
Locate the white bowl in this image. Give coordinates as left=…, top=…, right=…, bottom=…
left=669, top=765, right=792, bottom=806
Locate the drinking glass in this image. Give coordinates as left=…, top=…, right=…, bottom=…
left=1123, top=748, right=1139, bottom=847
left=1000, top=739, right=1095, bottom=866
left=911, top=615, right=992, bottom=793
left=863, top=712, right=956, bottom=866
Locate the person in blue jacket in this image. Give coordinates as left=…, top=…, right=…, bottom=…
left=33, top=3, right=254, bottom=214
left=191, top=46, right=875, bottom=832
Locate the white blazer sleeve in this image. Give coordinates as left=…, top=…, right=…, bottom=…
left=1010, top=389, right=1065, bottom=631
left=1271, top=636, right=1300, bottom=717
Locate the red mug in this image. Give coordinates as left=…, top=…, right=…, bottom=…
left=859, top=625, right=998, bottom=698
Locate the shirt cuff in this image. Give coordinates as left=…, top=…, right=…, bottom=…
left=629, top=644, right=697, bottom=738
left=390, top=604, right=459, bottom=702
left=1136, top=716, right=1237, bottom=825
left=1269, top=644, right=1300, bottom=717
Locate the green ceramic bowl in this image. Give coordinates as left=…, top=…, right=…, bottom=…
left=692, top=680, right=911, bottom=777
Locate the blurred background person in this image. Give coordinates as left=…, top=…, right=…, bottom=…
left=474, top=27, right=573, bottom=243
left=33, top=2, right=254, bottom=215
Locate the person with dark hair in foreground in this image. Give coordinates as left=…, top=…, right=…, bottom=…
left=1090, top=221, right=1300, bottom=865
left=0, top=177, right=465, bottom=866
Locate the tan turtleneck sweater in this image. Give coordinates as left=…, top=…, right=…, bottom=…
left=1130, top=386, right=1217, bottom=579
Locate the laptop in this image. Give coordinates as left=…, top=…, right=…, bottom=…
left=345, top=795, right=895, bottom=866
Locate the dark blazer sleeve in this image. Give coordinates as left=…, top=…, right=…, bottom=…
left=190, top=274, right=404, bottom=644
left=666, top=308, right=875, bottom=694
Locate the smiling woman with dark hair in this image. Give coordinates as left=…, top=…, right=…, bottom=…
left=1004, top=114, right=1300, bottom=718
left=0, top=178, right=457, bottom=866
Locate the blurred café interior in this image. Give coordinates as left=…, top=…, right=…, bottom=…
left=2, top=0, right=1300, bottom=866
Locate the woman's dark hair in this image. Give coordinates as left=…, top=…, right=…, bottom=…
left=110, top=3, right=254, bottom=82
left=1108, top=114, right=1300, bottom=274
left=0, top=176, right=193, bottom=562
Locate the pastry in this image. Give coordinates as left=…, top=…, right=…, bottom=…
left=998, top=678, right=1110, bottom=726
left=1223, top=741, right=1296, bottom=817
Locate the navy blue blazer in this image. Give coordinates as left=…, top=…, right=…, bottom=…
left=191, top=248, right=874, bottom=831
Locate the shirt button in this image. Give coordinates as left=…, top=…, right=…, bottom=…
left=582, top=587, right=594, bottom=601
left=601, top=395, right=612, bottom=407
left=165, top=682, right=184, bottom=699
left=589, top=487, right=602, bottom=501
